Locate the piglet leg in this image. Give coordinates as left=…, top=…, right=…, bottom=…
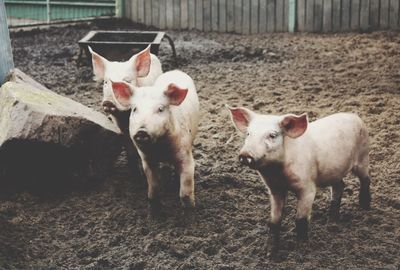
left=295, top=186, right=316, bottom=242
left=267, top=191, right=286, bottom=257
left=177, top=151, right=195, bottom=208
left=142, top=159, right=162, bottom=215
left=329, top=180, right=345, bottom=221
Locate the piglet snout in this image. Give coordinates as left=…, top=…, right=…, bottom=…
left=102, top=101, right=117, bottom=113
left=239, top=152, right=255, bottom=167
left=134, top=129, right=151, bottom=143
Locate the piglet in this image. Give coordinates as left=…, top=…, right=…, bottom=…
left=227, top=107, right=371, bottom=256
left=89, top=46, right=163, bottom=175
left=111, top=70, right=200, bottom=211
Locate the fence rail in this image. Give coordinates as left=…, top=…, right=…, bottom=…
left=123, top=0, right=400, bottom=33
left=5, top=0, right=115, bottom=27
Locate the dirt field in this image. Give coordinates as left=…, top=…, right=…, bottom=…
left=1, top=19, right=399, bottom=269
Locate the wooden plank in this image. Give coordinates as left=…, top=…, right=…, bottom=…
left=305, top=0, right=314, bottom=32
left=137, top=0, right=145, bottom=23
left=124, top=0, right=131, bottom=19
left=251, top=0, right=259, bottom=33
left=259, top=0, right=267, bottom=33
left=351, top=0, right=360, bottom=30
left=0, top=1, right=14, bottom=85
left=152, top=0, right=160, bottom=28
left=234, top=0, right=243, bottom=34
left=313, top=0, right=323, bottom=32
left=370, top=0, right=380, bottom=29
left=360, top=0, right=370, bottom=31
left=188, top=0, right=196, bottom=29
left=166, top=0, right=174, bottom=29
left=332, top=0, right=341, bottom=32
left=145, top=0, right=152, bottom=26
left=323, top=0, right=332, bottom=32
left=297, top=0, right=306, bottom=31
left=226, top=0, right=235, bottom=32
left=203, top=0, right=212, bottom=32
left=196, top=0, right=204, bottom=31
left=242, top=0, right=251, bottom=34
left=389, top=0, right=400, bottom=29
left=181, top=0, right=188, bottom=29
left=341, top=0, right=351, bottom=31
left=219, top=0, right=227, bottom=32
left=159, top=0, right=167, bottom=29
left=267, top=0, right=275, bottom=32
left=283, top=0, right=289, bottom=31
left=211, top=0, right=219, bottom=31
left=173, top=0, right=181, bottom=29
left=131, top=0, right=138, bottom=22
left=276, top=0, right=285, bottom=32
left=380, top=0, right=390, bottom=29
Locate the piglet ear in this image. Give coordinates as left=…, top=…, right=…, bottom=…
left=89, top=46, right=108, bottom=81
left=165, top=83, right=188, bottom=106
left=226, top=105, right=254, bottom=133
left=133, top=45, right=151, bottom=78
left=111, top=81, right=133, bottom=109
left=280, top=113, right=308, bottom=138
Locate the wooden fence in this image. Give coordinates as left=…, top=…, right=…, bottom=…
left=123, top=0, right=400, bottom=33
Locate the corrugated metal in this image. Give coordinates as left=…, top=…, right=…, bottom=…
left=5, top=0, right=115, bottom=26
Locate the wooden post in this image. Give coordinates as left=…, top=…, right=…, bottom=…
left=288, top=0, right=296, bottom=32
left=0, top=1, right=14, bottom=85
left=116, top=0, right=125, bottom=18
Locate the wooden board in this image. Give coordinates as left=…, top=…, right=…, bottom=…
left=137, top=0, right=145, bottom=23
left=251, top=0, right=259, bottom=33
left=188, top=0, right=196, bottom=29
left=219, top=0, right=227, bottom=32
left=380, top=0, right=390, bottom=29
left=267, top=0, right=275, bottom=32
left=173, top=0, right=181, bottom=29
left=351, top=0, right=360, bottom=30
left=297, top=0, right=306, bottom=31
left=259, top=0, right=267, bottom=33
left=341, top=0, right=351, bottom=31
left=196, top=0, right=204, bottom=31
left=389, top=0, right=400, bottom=29
left=226, top=0, right=235, bottom=32
left=306, top=0, right=314, bottom=32
left=145, top=0, right=152, bottom=26
left=211, top=0, right=219, bottom=31
left=166, top=0, right=174, bottom=29
left=332, top=0, right=341, bottom=31
left=181, top=0, right=189, bottom=29
left=151, top=0, right=160, bottom=28
left=203, top=0, right=212, bottom=32
left=131, top=0, right=138, bottom=22
left=276, top=0, right=285, bottom=32
left=360, top=0, right=370, bottom=31
left=159, top=0, right=166, bottom=29
left=370, top=0, right=380, bottom=29
left=242, top=0, right=251, bottom=34
left=234, top=0, right=242, bottom=33
left=314, top=0, right=323, bottom=32
left=323, top=0, right=332, bottom=32
left=283, top=0, right=289, bottom=31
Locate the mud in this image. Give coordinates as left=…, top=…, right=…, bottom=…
left=1, top=19, right=399, bottom=269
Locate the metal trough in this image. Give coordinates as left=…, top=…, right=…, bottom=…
left=77, top=30, right=176, bottom=66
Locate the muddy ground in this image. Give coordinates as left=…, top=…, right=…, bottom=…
left=1, top=19, right=399, bottom=269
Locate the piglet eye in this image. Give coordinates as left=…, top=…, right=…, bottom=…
left=269, top=132, right=277, bottom=139
left=158, top=105, right=165, bottom=113
left=132, top=107, right=137, bottom=113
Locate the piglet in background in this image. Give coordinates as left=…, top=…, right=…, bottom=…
left=111, top=70, right=199, bottom=212
left=227, top=107, right=371, bottom=256
left=89, top=45, right=163, bottom=175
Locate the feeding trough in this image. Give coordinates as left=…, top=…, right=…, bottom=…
left=77, top=30, right=177, bottom=66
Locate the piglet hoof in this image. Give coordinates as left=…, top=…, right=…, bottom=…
left=359, top=190, right=371, bottom=210
left=266, top=222, right=280, bottom=259
left=295, top=218, right=309, bottom=242
left=148, top=198, right=162, bottom=218
left=180, top=195, right=195, bottom=209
